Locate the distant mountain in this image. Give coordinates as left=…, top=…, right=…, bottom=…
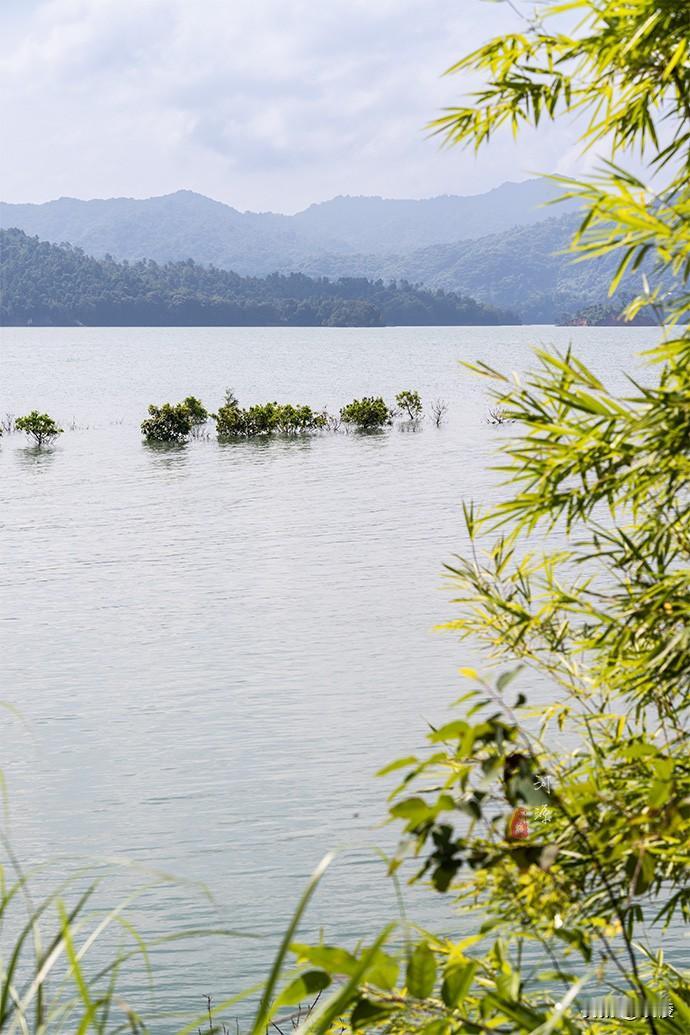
left=369, top=215, right=612, bottom=323
left=3, top=182, right=650, bottom=322
left=290, top=179, right=570, bottom=254
left=295, top=215, right=651, bottom=323
left=0, top=192, right=322, bottom=275
left=0, top=228, right=519, bottom=327
left=0, top=179, right=569, bottom=274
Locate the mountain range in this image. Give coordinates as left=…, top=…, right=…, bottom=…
left=0, top=179, right=566, bottom=267
left=0, top=180, right=645, bottom=322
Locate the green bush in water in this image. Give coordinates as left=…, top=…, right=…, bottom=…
left=15, top=410, right=63, bottom=446
left=141, top=396, right=208, bottom=443
left=340, top=396, right=392, bottom=430
left=214, top=398, right=326, bottom=438
left=182, top=395, right=209, bottom=427
left=395, top=389, right=423, bottom=420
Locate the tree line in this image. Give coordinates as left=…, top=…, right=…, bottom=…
left=0, top=228, right=519, bottom=327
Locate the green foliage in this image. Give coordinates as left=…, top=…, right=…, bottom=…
left=15, top=410, right=63, bottom=446
left=182, top=395, right=209, bottom=427
left=395, top=389, right=423, bottom=421
left=340, top=397, right=392, bottom=430
left=140, top=397, right=208, bottom=443
left=214, top=396, right=327, bottom=439
left=0, top=228, right=519, bottom=328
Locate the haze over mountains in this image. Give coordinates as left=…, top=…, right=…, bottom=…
left=0, top=179, right=642, bottom=322
left=0, top=179, right=563, bottom=268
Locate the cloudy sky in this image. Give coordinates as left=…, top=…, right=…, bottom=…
left=1, top=0, right=586, bottom=212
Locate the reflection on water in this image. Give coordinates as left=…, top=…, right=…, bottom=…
left=0, top=325, right=666, bottom=1025
left=14, top=444, right=60, bottom=470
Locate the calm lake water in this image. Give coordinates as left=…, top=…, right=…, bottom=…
left=0, top=325, right=670, bottom=1027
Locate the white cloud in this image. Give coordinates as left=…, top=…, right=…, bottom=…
left=0, top=0, right=588, bottom=211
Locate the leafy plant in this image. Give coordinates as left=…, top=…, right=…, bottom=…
left=340, top=397, right=392, bottom=430
left=140, top=396, right=209, bottom=443
left=213, top=394, right=247, bottom=438
left=182, top=395, right=209, bottom=427
left=274, top=403, right=328, bottom=434
left=15, top=411, right=63, bottom=446
left=214, top=397, right=326, bottom=438
left=395, top=390, right=423, bottom=421
left=243, top=402, right=281, bottom=437
left=141, top=401, right=195, bottom=443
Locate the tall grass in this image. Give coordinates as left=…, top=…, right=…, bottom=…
left=0, top=834, right=350, bottom=1034
left=0, top=833, right=263, bottom=1033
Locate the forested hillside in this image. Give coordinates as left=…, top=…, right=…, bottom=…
left=296, top=215, right=645, bottom=323
left=382, top=215, right=625, bottom=322
left=0, top=229, right=518, bottom=327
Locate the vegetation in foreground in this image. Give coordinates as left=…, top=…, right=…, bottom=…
left=2, top=1, right=690, bottom=1032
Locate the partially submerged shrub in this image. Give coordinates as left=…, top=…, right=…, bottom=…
left=214, top=397, right=248, bottom=438
left=395, top=389, right=423, bottom=420
left=340, top=396, right=392, bottom=430
left=141, top=396, right=209, bottom=443
left=214, top=397, right=326, bottom=438
left=275, top=403, right=327, bottom=434
left=15, top=410, right=63, bottom=446
left=182, top=395, right=209, bottom=427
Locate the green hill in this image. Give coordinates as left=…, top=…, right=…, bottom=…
left=0, top=229, right=519, bottom=327
left=295, top=215, right=640, bottom=323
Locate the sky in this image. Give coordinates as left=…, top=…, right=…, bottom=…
left=0, top=0, right=588, bottom=213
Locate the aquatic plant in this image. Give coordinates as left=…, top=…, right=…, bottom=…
left=214, top=398, right=326, bottom=438
left=339, top=396, right=392, bottom=430
left=395, top=389, right=423, bottom=421
left=486, top=405, right=510, bottom=425
left=141, top=397, right=208, bottom=443
left=15, top=411, right=63, bottom=446
left=182, top=395, right=209, bottom=427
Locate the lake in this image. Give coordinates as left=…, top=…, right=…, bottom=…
left=0, top=325, right=667, bottom=1027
